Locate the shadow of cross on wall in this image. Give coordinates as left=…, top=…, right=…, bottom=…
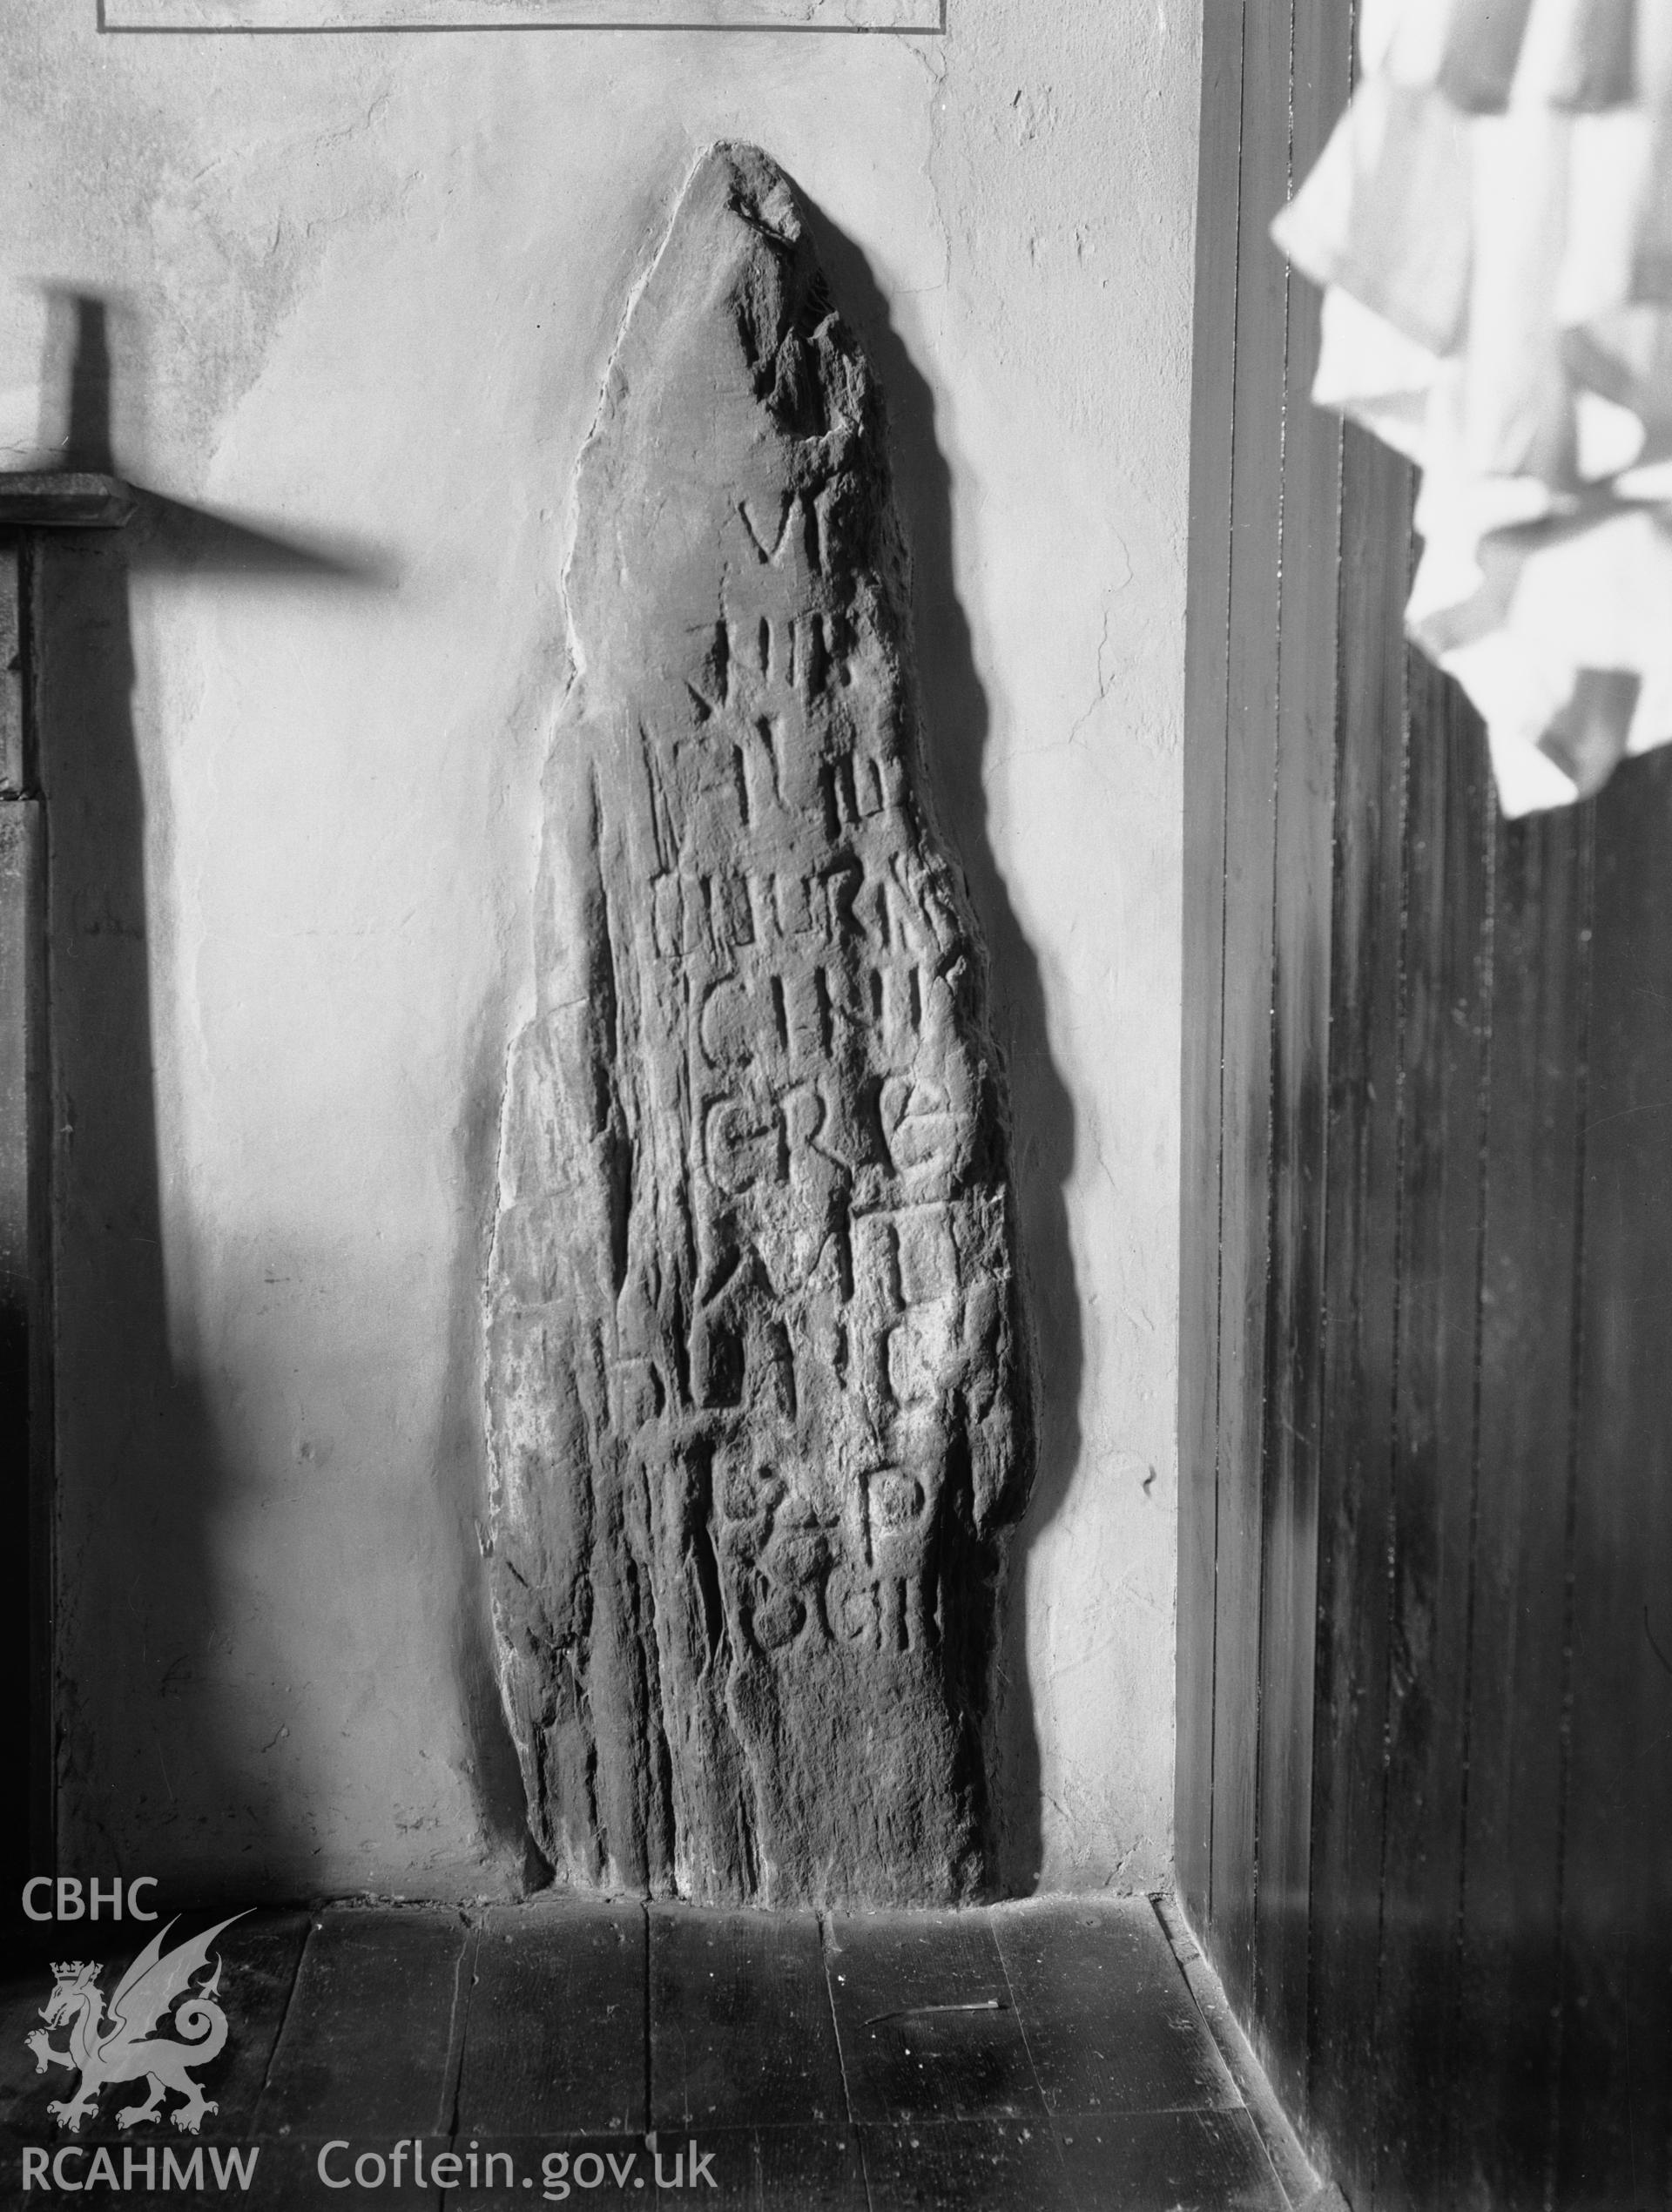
left=0, top=292, right=393, bottom=1910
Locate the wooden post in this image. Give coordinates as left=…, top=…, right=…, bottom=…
left=0, top=472, right=133, bottom=1904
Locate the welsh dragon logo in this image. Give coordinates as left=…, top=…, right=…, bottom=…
left=26, top=1915, right=246, bottom=2136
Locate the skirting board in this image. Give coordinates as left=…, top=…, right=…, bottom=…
left=103, top=0, right=940, bottom=27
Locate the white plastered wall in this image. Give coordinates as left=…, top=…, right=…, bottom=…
left=0, top=0, right=1197, bottom=1900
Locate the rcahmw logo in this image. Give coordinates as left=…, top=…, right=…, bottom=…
left=20, top=2143, right=260, bottom=2194
left=18, top=1912, right=260, bottom=2192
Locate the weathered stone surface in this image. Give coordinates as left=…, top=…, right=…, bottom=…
left=486, top=144, right=1033, bottom=1906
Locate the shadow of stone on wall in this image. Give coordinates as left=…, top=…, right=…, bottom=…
left=32, top=293, right=397, bottom=1910
left=804, top=211, right=1083, bottom=1895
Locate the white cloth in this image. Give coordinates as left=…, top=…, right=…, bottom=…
left=1272, top=0, right=1672, bottom=813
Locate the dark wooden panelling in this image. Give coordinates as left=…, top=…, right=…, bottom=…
left=1452, top=804, right=1590, bottom=2212
left=649, top=1907, right=846, bottom=2132
left=1176, top=0, right=1251, bottom=1932
left=1304, top=428, right=1414, bottom=2189
left=1367, top=662, right=1493, bottom=2208
left=991, top=1900, right=1235, bottom=2118
left=1251, top=0, right=1350, bottom=2104
left=825, top=1912, right=1043, bottom=2127
left=1555, top=750, right=1672, bottom=2212
left=1209, top=0, right=1298, bottom=2015
left=1183, top=4, right=1672, bottom=2202
left=455, top=1900, right=645, bottom=2136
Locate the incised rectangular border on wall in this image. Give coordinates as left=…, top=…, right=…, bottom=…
left=103, top=0, right=941, bottom=30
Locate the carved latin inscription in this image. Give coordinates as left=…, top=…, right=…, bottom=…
left=486, top=144, right=1033, bottom=1906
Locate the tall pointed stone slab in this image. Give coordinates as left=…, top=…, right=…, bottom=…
left=487, top=145, right=1034, bottom=1905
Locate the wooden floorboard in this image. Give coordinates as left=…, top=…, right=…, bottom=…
left=455, top=1898, right=645, bottom=2136
left=826, top=1911, right=1046, bottom=2128
left=253, top=1906, right=470, bottom=2141
left=992, top=1899, right=1236, bottom=2118
left=649, top=1905, right=846, bottom=2132
left=427, top=2127, right=868, bottom=2210
left=0, top=1901, right=1299, bottom=2209
left=0, top=1911, right=307, bottom=2149
left=860, top=2118, right=1072, bottom=2212
left=241, top=2136, right=440, bottom=2209
left=744, top=2122, right=869, bottom=2211
left=1055, top=2107, right=1287, bottom=2212
left=0, top=1939, right=125, bottom=2150
left=190, top=1911, right=311, bottom=2136
left=648, top=2125, right=871, bottom=2211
